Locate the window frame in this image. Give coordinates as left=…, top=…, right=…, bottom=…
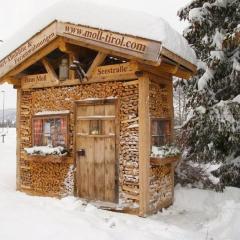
left=150, top=117, right=172, bottom=148
left=32, top=113, right=70, bottom=150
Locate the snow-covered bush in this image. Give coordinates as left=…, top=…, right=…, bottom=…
left=151, top=145, right=180, bottom=158
left=175, top=161, right=222, bottom=191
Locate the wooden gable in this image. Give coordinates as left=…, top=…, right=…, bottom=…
left=0, top=20, right=196, bottom=85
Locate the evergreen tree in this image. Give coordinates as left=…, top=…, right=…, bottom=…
left=177, top=0, right=240, bottom=188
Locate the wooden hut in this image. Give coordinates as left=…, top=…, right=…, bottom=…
left=0, top=2, right=196, bottom=216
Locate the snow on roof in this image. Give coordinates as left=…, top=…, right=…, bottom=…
left=35, top=110, right=70, bottom=116
left=0, top=0, right=196, bottom=66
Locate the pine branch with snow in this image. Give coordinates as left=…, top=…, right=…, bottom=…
left=177, top=0, right=240, bottom=189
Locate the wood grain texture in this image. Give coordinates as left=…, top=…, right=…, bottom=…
left=75, top=101, right=117, bottom=202
left=138, top=73, right=150, bottom=217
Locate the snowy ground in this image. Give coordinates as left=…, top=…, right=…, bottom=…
left=0, top=129, right=239, bottom=240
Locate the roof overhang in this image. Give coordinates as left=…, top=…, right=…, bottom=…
left=0, top=20, right=197, bottom=82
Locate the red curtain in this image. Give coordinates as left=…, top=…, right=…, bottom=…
left=33, top=119, right=43, bottom=146
left=60, top=118, right=67, bottom=146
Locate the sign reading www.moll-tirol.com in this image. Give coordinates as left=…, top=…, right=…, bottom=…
left=57, top=22, right=162, bottom=64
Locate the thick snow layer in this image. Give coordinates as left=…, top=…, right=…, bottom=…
left=35, top=110, right=70, bottom=116
left=196, top=106, right=206, bottom=114
left=0, top=0, right=196, bottom=65
left=151, top=145, right=180, bottom=158
left=232, top=94, right=240, bottom=103
left=24, top=145, right=66, bottom=156
left=198, top=68, right=214, bottom=90
left=0, top=129, right=240, bottom=240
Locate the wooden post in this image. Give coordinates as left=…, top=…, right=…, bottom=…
left=16, top=88, right=21, bottom=191
left=138, top=73, right=150, bottom=217
left=41, top=57, right=58, bottom=81
left=168, top=77, right=174, bottom=142
left=69, top=53, right=77, bottom=80
left=168, top=76, right=175, bottom=202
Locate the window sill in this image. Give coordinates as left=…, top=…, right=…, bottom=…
left=24, top=153, right=73, bottom=164
left=150, top=155, right=180, bottom=166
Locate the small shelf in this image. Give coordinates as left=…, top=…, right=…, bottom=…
left=150, top=155, right=180, bottom=166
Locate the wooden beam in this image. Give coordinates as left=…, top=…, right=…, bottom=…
left=161, top=47, right=197, bottom=73
left=58, top=39, right=80, bottom=54
left=139, top=62, right=193, bottom=80
left=41, top=57, right=58, bottom=81
left=58, top=22, right=162, bottom=66
left=138, top=73, right=150, bottom=217
left=159, top=62, right=179, bottom=74
left=2, top=76, right=20, bottom=86
left=63, top=37, right=160, bottom=67
left=85, top=52, right=107, bottom=80
left=69, top=52, right=77, bottom=80
left=175, top=68, right=192, bottom=80
left=138, top=63, right=172, bottom=82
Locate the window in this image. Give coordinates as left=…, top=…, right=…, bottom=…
left=89, top=120, right=102, bottom=135
left=151, top=119, right=171, bottom=147
left=33, top=115, right=68, bottom=148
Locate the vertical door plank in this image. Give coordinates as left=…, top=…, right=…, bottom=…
left=104, top=104, right=116, bottom=202
left=77, top=135, right=88, bottom=198
left=94, top=104, right=105, bottom=200
left=76, top=105, right=87, bottom=198
left=76, top=105, right=94, bottom=199
left=87, top=136, right=95, bottom=199
left=85, top=105, right=95, bottom=199
left=76, top=105, right=89, bottom=198
left=86, top=105, right=95, bottom=199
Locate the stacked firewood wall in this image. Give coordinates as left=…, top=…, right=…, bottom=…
left=149, top=79, right=174, bottom=213
left=19, top=81, right=139, bottom=207
left=19, top=90, right=74, bottom=196
left=19, top=90, right=33, bottom=190
left=119, top=82, right=139, bottom=208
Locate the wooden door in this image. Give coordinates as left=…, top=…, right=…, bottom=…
left=75, top=99, right=117, bottom=203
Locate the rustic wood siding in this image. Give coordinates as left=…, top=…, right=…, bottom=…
left=18, top=81, right=139, bottom=208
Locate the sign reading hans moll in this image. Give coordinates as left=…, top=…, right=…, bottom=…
left=0, top=23, right=57, bottom=79
left=57, top=22, right=162, bottom=63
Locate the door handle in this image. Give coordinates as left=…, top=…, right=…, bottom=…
left=77, top=149, right=85, bottom=157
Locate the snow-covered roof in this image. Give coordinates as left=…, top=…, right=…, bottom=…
left=0, top=0, right=196, bottom=67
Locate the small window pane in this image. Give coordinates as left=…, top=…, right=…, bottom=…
left=151, top=119, right=171, bottom=147
left=90, top=120, right=102, bottom=135
left=33, top=116, right=67, bottom=148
